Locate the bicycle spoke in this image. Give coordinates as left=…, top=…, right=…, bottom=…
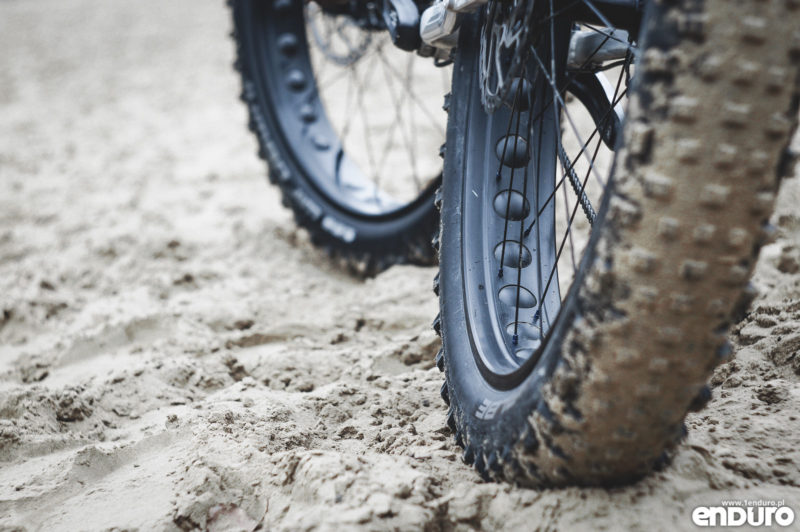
left=376, top=52, right=447, bottom=137
left=532, top=67, right=547, bottom=334
left=498, top=78, right=527, bottom=279
left=338, top=60, right=357, bottom=146
left=383, top=52, right=423, bottom=193
left=352, top=52, right=381, bottom=180
left=317, top=46, right=381, bottom=89
left=536, top=46, right=632, bottom=331
left=530, top=44, right=608, bottom=191
left=537, top=131, right=604, bottom=335
left=495, top=78, right=525, bottom=182
left=374, top=48, right=410, bottom=193
left=450, top=0, right=645, bottom=381
left=522, top=5, right=633, bottom=339
left=304, top=7, right=449, bottom=208
left=403, top=54, right=422, bottom=191
left=582, top=23, right=635, bottom=50
left=524, top=85, right=627, bottom=236
left=513, top=66, right=534, bottom=345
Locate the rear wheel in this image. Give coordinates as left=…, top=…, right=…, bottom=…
left=436, top=0, right=800, bottom=486
left=230, top=0, right=449, bottom=274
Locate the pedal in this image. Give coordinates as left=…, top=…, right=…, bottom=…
left=419, top=0, right=459, bottom=48
left=382, top=0, right=421, bottom=51
left=420, top=0, right=487, bottom=49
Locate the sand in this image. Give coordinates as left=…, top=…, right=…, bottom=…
left=1, top=1, right=799, bottom=530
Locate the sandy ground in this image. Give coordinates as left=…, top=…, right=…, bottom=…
left=2, top=1, right=800, bottom=530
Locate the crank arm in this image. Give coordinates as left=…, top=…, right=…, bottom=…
left=382, top=0, right=421, bottom=51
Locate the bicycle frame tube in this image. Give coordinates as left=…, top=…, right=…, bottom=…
left=560, top=0, right=644, bottom=34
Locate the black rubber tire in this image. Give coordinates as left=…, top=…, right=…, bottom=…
left=229, top=0, right=440, bottom=275
left=436, top=0, right=800, bottom=487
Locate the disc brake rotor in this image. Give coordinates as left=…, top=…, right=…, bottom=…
left=480, top=0, right=538, bottom=113
left=307, top=4, right=373, bottom=66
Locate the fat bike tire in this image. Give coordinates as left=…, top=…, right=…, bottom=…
left=435, top=0, right=800, bottom=486
left=229, top=0, right=441, bottom=275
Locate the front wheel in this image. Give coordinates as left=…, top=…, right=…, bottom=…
left=436, top=0, right=800, bottom=486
